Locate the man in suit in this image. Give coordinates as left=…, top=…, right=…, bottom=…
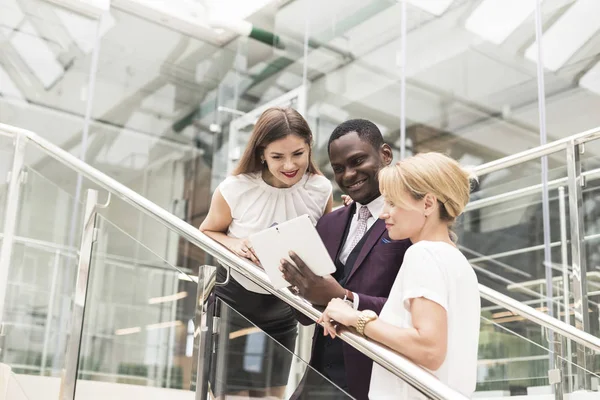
left=281, top=119, right=411, bottom=400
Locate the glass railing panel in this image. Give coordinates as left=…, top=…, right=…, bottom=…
left=1, top=165, right=81, bottom=378
left=74, top=214, right=197, bottom=396
left=460, top=154, right=571, bottom=320
left=478, top=304, right=600, bottom=396
left=461, top=137, right=600, bottom=344
left=579, top=146, right=600, bottom=340
left=212, top=298, right=354, bottom=399
left=20, top=140, right=207, bottom=273
left=0, top=132, right=16, bottom=228
left=15, top=165, right=81, bottom=245
left=479, top=309, right=552, bottom=395
left=3, top=242, right=74, bottom=376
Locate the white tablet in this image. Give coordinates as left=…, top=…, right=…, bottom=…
left=249, top=214, right=336, bottom=290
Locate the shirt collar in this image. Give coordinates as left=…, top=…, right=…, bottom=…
left=355, top=196, right=384, bottom=221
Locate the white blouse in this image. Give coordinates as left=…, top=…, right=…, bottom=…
left=218, top=172, right=332, bottom=293
left=369, top=241, right=480, bottom=399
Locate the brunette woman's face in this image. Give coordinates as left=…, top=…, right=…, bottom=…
left=262, top=134, right=310, bottom=187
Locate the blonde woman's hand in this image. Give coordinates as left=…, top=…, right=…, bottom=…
left=317, top=298, right=360, bottom=338
left=227, top=238, right=260, bottom=265
left=342, top=195, right=353, bottom=207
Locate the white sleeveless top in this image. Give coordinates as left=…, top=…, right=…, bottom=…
left=218, top=172, right=332, bottom=293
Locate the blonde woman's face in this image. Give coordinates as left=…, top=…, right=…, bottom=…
left=262, top=134, right=310, bottom=187
left=380, top=193, right=426, bottom=241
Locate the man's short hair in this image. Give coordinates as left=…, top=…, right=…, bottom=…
left=328, top=119, right=384, bottom=153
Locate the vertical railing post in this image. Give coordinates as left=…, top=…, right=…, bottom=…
left=0, top=134, right=26, bottom=358
left=566, top=142, right=590, bottom=390
left=41, top=250, right=62, bottom=375
left=558, top=186, right=573, bottom=392
left=550, top=332, right=564, bottom=400
left=212, top=297, right=230, bottom=398
left=60, top=189, right=98, bottom=400
left=193, top=264, right=217, bottom=400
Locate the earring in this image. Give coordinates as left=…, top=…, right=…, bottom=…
left=261, top=159, right=265, bottom=164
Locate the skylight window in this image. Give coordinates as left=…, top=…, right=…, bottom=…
left=525, top=0, right=600, bottom=71
left=0, top=0, right=25, bottom=33
left=405, top=0, right=454, bottom=16
left=114, top=0, right=274, bottom=30
left=10, top=22, right=64, bottom=89
left=465, top=0, right=538, bottom=45
left=55, top=8, right=115, bottom=54
left=0, top=65, right=24, bottom=100
left=580, top=61, right=600, bottom=96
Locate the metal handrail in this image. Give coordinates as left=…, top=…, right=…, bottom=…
left=472, top=125, right=600, bottom=177
left=0, top=124, right=467, bottom=399
left=479, top=285, right=600, bottom=353
left=466, top=167, right=600, bottom=212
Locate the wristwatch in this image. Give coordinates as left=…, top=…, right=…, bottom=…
left=356, top=310, right=378, bottom=336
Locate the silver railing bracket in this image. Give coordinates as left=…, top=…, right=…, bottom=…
left=212, top=316, right=220, bottom=335
left=96, top=192, right=111, bottom=209
left=549, top=368, right=562, bottom=385
left=20, top=170, right=28, bottom=185
left=0, top=323, right=5, bottom=356
left=215, top=264, right=230, bottom=286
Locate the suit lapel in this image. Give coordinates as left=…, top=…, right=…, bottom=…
left=346, top=219, right=386, bottom=283
left=326, top=203, right=355, bottom=261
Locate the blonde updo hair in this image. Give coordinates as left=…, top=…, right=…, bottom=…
left=378, top=152, right=476, bottom=224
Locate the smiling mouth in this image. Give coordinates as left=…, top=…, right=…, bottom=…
left=347, top=179, right=366, bottom=190
left=282, top=170, right=298, bottom=178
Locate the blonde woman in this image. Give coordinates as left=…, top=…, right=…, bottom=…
left=318, top=152, right=480, bottom=398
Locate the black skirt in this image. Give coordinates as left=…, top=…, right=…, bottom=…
left=211, top=267, right=298, bottom=394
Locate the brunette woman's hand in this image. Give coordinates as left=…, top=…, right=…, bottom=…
left=227, top=238, right=260, bottom=265
left=342, top=195, right=353, bottom=207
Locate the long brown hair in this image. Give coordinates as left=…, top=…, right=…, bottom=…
left=233, top=107, right=321, bottom=175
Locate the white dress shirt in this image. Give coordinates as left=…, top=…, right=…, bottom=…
left=338, top=196, right=385, bottom=309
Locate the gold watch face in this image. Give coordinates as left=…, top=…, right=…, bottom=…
left=362, top=310, right=377, bottom=319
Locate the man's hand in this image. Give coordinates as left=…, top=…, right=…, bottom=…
left=279, top=251, right=346, bottom=306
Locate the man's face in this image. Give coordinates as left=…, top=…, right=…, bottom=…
left=329, top=132, right=392, bottom=204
